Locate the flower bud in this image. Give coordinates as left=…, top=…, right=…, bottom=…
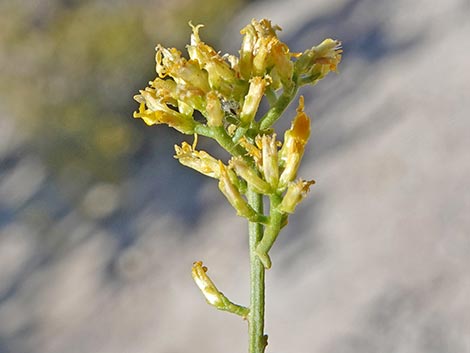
left=192, top=261, right=224, bottom=307
left=278, top=179, right=315, bottom=214
left=192, top=261, right=250, bottom=318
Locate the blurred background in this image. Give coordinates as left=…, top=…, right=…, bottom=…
left=0, top=0, right=469, bottom=352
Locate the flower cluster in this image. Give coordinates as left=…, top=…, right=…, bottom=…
left=134, top=19, right=341, bottom=133
left=133, top=19, right=342, bottom=268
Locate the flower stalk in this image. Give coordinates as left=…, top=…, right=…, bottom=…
left=132, top=18, right=342, bottom=353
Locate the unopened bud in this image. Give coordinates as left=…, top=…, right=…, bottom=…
left=192, top=261, right=250, bottom=318
left=192, top=261, right=224, bottom=306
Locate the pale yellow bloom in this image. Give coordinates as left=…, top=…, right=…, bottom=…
left=278, top=179, right=315, bottom=214
left=174, top=139, right=221, bottom=178
left=156, top=44, right=211, bottom=94
left=239, top=19, right=293, bottom=88
left=295, top=38, right=342, bottom=84
left=312, top=38, right=343, bottom=73
left=133, top=90, right=196, bottom=134
left=187, top=23, right=242, bottom=99
left=238, top=136, right=262, bottom=167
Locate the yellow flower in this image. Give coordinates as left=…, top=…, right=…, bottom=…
left=312, top=38, right=343, bottom=72
left=174, top=139, right=221, bottom=178
left=205, top=91, right=224, bottom=127
left=218, top=161, right=260, bottom=220
left=295, top=38, right=342, bottom=84
left=238, top=136, right=262, bottom=167
left=156, top=44, right=211, bottom=94
left=240, top=76, right=270, bottom=125
left=239, top=19, right=293, bottom=88
left=260, top=134, right=279, bottom=188
left=187, top=23, right=244, bottom=99
left=270, top=40, right=294, bottom=88
left=230, top=156, right=272, bottom=195
left=278, top=179, right=315, bottom=214
left=278, top=96, right=311, bottom=188
left=133, top=90, right=196, bottom=134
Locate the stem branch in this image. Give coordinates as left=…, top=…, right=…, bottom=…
left=259, top=82, right=298, bottom=130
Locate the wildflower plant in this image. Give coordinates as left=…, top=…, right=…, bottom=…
left=133, top=19, right=342, bottom=353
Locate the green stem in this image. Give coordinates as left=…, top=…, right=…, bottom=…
left=259, top=81, right=298, bottom=130
left=255, top=194, right=283, bottom=269
left=247, top=186, right=267, bottom=353
left=194, top=124, right=247, bottom=158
